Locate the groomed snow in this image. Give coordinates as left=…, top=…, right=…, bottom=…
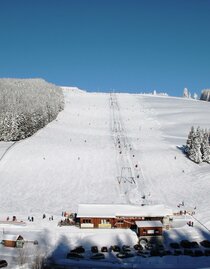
left=1, top=88, right=210, bottom=268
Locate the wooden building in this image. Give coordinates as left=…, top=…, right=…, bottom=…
left=77, top=204, right=172, bottom=233
left=2, top=234, right=24, bottom=248
left=135, top=220, right=163, bottom=237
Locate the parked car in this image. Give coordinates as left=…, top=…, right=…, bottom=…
left=145, top=243, right=154, bottom=250
left=122, top=245, right=131, bottom=252
left=66, top=252, right=84, bottom=259
left=90, top=253, right=105, bottom=260
left=116, top=252, right=134, bottom=259
left=111, top=245, right=121, bottom=252
left=139, top=239, right=148, bottom=248
left=70, top=246, right=85, bottom=253
left=101, top=246, right=108, bottom=252
left=91, top=246, right=98, bottom=253
left=180, top=240, right=192, bottom=248
left=200, top=240, right=210, bottom=248
left=134, top=244, right=143, bottom=251
left=0, top=260, right=7, bottom=268
left=191, top=241, right=199, bottom=248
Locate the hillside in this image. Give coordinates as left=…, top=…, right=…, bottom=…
left=0, top=78, right=64, bottom=141
left=0, top=89, right=210, bottom=228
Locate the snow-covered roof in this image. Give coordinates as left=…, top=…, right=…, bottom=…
left=135, top=220, right=163, bottom=228
left=77, top=204, right=172, bottom=218
left=2, top=234, right=23, bottom=241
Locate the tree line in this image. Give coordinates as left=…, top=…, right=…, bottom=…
left=185, top=126, right=210, bottom=164
left=0, top=78, right=64, bottom=141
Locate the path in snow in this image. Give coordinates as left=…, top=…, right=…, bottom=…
left=0, top=141, right=15, bottom=161
left=109, top=93, right=137, bottom=203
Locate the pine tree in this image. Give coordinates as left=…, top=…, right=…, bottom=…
left=0, top=78, right=64, bottom=141
left=186, top=126, right=210, bottom=164
left=196, top=126, right=203, bottom=145
left=183, top=88, right=189, bottom=98
left=202, top=130, right=210, bottom=163
left=193, top=93, right=198, bottom=99
left=188, top=134, right=202, bottom=163
left=185, top=126, right=195, bottom=154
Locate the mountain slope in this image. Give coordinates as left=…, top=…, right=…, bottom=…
left=0, top=90, right=210, bottom=228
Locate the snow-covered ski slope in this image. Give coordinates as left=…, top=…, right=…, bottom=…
left=0, top=88, right=210, bottom=227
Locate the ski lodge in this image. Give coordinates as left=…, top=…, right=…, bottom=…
left=77, top=204, right=173, bottom=237
left=2, top=234, right=24, bottom=248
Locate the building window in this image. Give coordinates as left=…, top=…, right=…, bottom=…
left=83, top=219, right=91, bottom=223
left=147, top=230, right=155, bottom=235
left=101, top=219, right=110, bottom=224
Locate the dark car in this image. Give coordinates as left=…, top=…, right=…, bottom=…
left=200, top=240, right=210, bottom=248
left=180, top=240, right=192, bottom=248
left=91, top=246, right=98, bottom=253
left=122, top=245, right=131, bottom=252
left=190, top=241, right=199, bottom=248
left=0, top=260, right=7, bottom=268
left=111, top=245, right=121, bottom=252
left=134, top=244, right=143, bottom=251
left=145, top=243, right=154, bottom=250
left=70, top=246, right=85, bottom=253
left=101, top=246, right=108, bottom=252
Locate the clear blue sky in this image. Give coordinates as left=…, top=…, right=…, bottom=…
left=0, top=0, right=210, bottom=96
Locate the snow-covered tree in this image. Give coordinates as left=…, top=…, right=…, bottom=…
left=183, top=88, right=189, bottom=98
left=196, top=126, right=203, bottom=144
left=185, top=126, right=195, bottom=154
left=0, top=78, right=64, bottom=141
left=188, top=134, right=202, bottom=163
left=185, top=126, right=210, bottom=164
left=202, top=130, right=210, bottom=163
left=193, top=93, right=198, bottom=99
left=200, top=89, right=210, bottom=101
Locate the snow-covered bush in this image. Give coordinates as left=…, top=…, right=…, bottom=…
left=200, top=89, right=210, bottom=101
left=0, top=78, right=64, bottom=141
left=185, top=126, right=210, bottom=164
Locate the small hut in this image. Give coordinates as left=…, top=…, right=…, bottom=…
left=136, top=220, right=163, bottom=237
left=2, top=234, right=24, bottom=248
